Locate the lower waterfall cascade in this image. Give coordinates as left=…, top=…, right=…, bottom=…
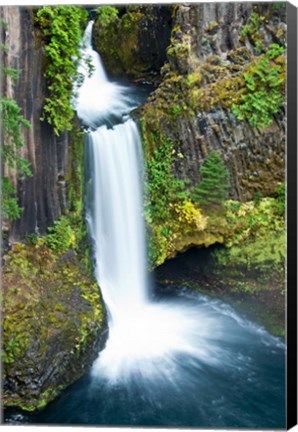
left=5, top=20, right=286, bottom=428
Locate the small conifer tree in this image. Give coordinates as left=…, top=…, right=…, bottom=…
left=193, top=151, right=230, bottom=208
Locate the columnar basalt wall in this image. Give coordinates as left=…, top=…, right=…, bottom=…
left=168, top=3, right=286, bottom=201
left=2, top=6, right=70, bottom=241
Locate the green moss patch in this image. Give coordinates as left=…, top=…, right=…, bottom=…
left=2, top=221, right=106, bottom=412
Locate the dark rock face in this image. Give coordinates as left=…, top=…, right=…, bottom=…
left=137, top=6, right=173, bottom=75
left=92, top=5, right=173, bottom=81
left=172, top=109, right=285, bottom=201
left=2, top=7, right=71, bottom=241
left=139, top=3, right=286, bottom=201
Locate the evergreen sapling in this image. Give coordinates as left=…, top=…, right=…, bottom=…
left=193, top=151, right=230, bottom=209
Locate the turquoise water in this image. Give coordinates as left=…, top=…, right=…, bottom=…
left=5, top=286, right=286, bottom=429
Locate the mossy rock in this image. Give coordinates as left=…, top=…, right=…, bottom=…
left=92, top=5, right=173, bottom=81
left=2, top=240, right=107, bottom=412
left=155, top=242, right=285, bottom=338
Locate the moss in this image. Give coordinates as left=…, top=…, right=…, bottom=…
left=95, top=11, right=146, bottom=77
left=2, top=232, right=106, bottom=411
left=146, top=194, right=285, bottom=271
left=213, top=230, right=285, bottom=273
left=68, top=124, right=85, bottom=213
left=93, top=6, right=170, bottom=80
left=2, top=106, right=104, bottom=412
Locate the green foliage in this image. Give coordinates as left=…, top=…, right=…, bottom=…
left=2, top=178, right=23, bottom=221
left=214, top=231, right=285, bottom=272
left=272, top=2, right=286, bottom=10
left=3, top=337, right=21, bottom=364
left=232, top=44, right=285, bottom=128
left=192, top=151, right=230, bottom=208
left=241, top=11, right=263, bottom=40
left=93, top=7, right=147, bottom=78
left=224, top=197, right=285, bottom=247
left=274, top=182, right=286, bottom=216
left=96, top=6, right=119, bottom=26
left=45, top=215, right=77, bottom=253
left=2, top=67, right=21, bottom=81
left=145, top=134, right=187, bottom=223
left=1, top=95, right=32, bottom=220
left=1, top=97, right=31, bottom=170
left=34, top=6, right=88, bottom=135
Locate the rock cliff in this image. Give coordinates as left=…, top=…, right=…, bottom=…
left=140, top=2, right=286, bottom=201
left=2, top=6, right=71, bottom=241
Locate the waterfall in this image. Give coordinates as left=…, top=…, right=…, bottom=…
left=86, top=121, right=148, bottom=318
left=75, top=21, right=220, bottom=380
left=74, top=22, right=285, bottom=387
left=6, top=21, right=285, bottom=428
left=76, top=21, right=148, bottom=320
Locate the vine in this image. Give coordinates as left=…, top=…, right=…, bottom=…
left=1, top=95, right=32, bottom=221
left=34, top=6, right=88, bottom=135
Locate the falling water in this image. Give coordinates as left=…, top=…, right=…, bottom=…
left=75, top=21, right=226, bottom=381
left=34, top=20, right=287, bottom=427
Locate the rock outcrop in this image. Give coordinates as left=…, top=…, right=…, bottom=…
left=3, top=240, right=107, bottom=412
left=92, top=5, right=173, bottom=82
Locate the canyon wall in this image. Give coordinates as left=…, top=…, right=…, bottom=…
left=2, top=6, right=71, bottom=241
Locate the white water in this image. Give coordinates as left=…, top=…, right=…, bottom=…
left=75, top=22, right=284, bottom=384
left=75, top=21, right=135, bottom=129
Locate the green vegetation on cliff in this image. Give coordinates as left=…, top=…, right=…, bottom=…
left=93, top=7, right=146, bottom=77
left=1, top=93, right=32, bottom=220
left=93, top=5, right=172, bottom=81
left=2, top=207, right=106, bottom=411
left=34, top=6, right=88, bottom=135
left=192, top=151, right=230, bottom=209
left=143, top=129, right=210, bottom=267
left=231, top=44, right=285, bottom=128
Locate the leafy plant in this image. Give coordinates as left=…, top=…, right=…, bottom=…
left=1, top=94, right=32, bottom=220
left=45, top=215, right=77, bottom=253
left=273, top=182, right=286, bottom=216
left=241, top=11, right=263, bottom=40
left=232, top=44, right=285, bottom=128
left=96, top=6, right=119, bottom=27
left=2, top=67, right=21, bottom=81
left=145, top=134, right=187, bottom=223
left=2, top=178, right=23, bottom=221
left=34, top=6, right=88, bottom=135
left=192, top=151, right=230, bottom=209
